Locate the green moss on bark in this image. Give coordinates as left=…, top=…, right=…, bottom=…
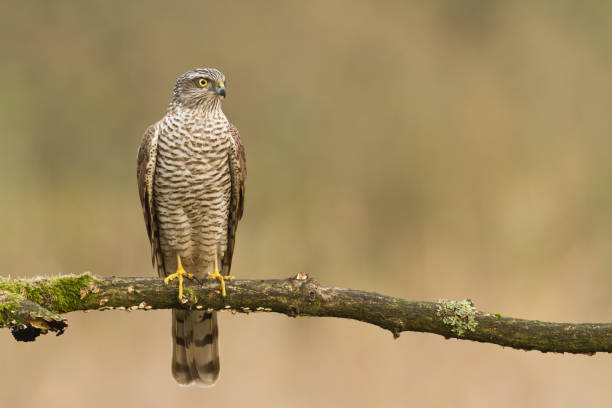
left=0, top=290, right=23, bottom=317
left=0, top=273, right=100, bottom=313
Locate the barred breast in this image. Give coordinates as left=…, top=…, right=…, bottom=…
left=153, top=109, right=232, bottom=278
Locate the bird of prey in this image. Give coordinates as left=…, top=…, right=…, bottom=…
left=137, top=68, right=246, bottom=387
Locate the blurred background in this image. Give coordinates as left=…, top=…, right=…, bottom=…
left=1, top=1, right=612, bottom=406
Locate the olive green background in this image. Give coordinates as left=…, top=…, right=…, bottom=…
left=1, top=1, right=612, bottom=407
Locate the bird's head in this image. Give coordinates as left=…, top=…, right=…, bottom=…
left=170, top=68, right=226, bottom=111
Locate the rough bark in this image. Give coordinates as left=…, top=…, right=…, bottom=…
left=0, top=273, right=610, bottom=354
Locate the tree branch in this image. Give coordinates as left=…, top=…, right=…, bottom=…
left=0, top=273, right=610, bottom=354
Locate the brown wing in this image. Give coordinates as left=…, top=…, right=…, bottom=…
left=137, top=123, right=165, bottom=277
left=221, top=122, right=246, bottom=276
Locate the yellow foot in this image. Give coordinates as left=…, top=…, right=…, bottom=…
left=205, top=250, right=233, bottom=297
left=206, top=270, right=233, bottom=297
left=165, top=255, right=196, bottom=299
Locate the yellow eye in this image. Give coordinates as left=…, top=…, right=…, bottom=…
left=198, top=78, right=208, bottom=87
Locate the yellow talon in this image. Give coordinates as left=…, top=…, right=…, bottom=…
left=164, top=254, right=195, bottom=299
left=206, top=251, right=233, bottom=297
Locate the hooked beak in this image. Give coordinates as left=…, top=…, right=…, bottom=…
left=216, top=80, right=226, bottom=98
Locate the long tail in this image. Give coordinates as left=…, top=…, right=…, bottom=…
left=171, top=310, right=220, bottom=387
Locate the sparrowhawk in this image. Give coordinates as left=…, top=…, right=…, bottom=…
left=137, top=68, right=246, bottom=387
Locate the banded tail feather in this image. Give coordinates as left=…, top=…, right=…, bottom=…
left=171, top=310, right=220, bottom=387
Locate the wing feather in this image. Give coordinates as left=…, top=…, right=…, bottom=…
left=222, top=122, right=246, bottom=275
left=137, top=123, right=165, bottom=277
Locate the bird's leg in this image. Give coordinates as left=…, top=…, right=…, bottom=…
left=206, top=250, right=233, bottom=297
left=164, top=254, right=196, bottom=299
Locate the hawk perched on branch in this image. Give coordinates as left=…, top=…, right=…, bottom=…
left=137, top=68, right=246, bottom=386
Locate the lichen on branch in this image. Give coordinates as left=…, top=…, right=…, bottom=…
left=436, top=299, right=478, bottom=336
